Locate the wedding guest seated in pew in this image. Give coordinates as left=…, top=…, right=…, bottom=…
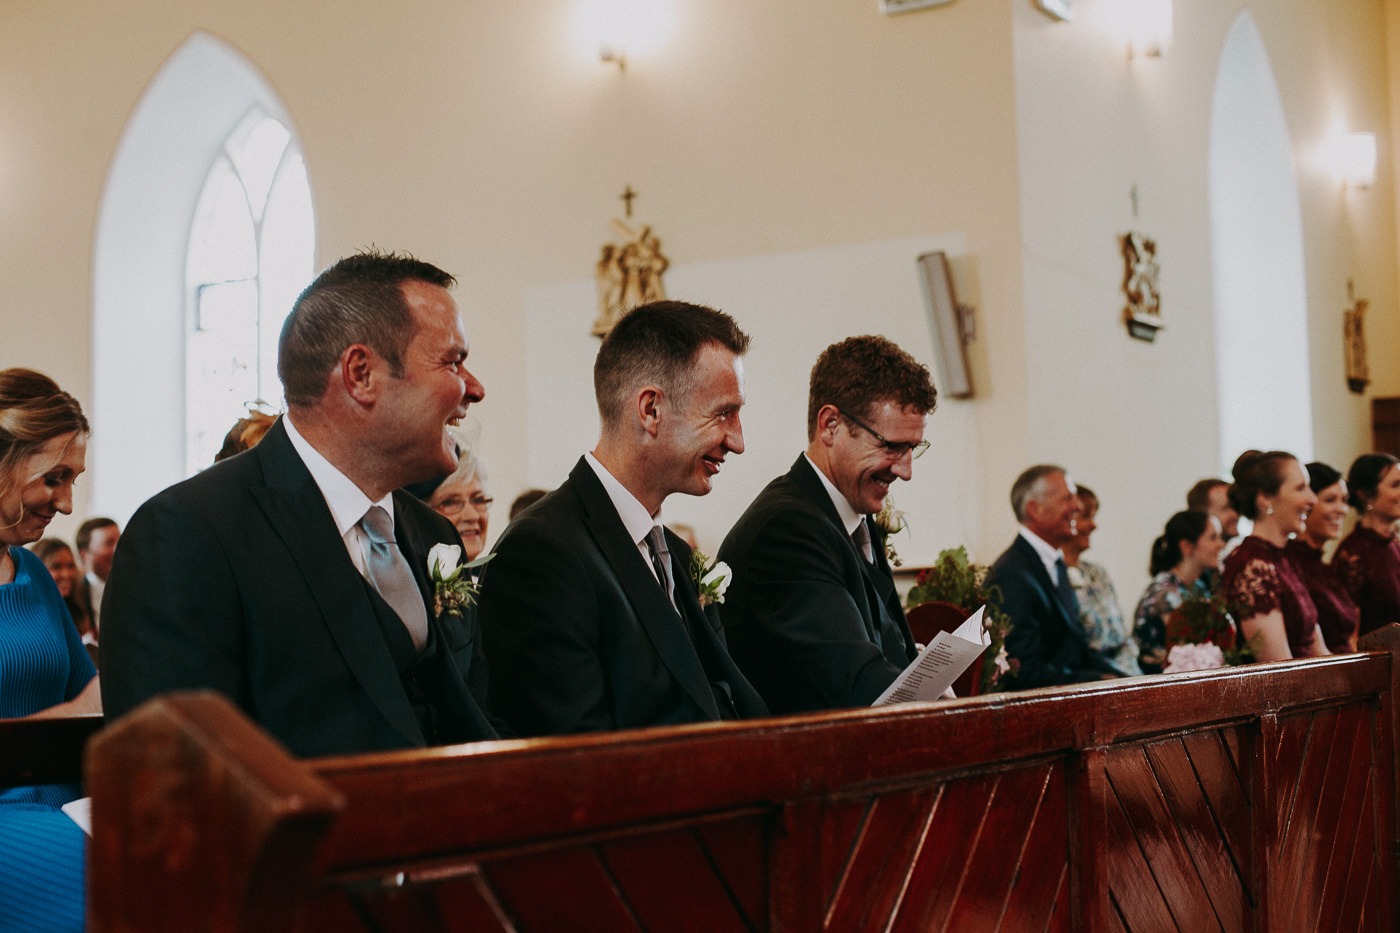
left=0, top=368, right=100, bottom=933
left=75, top=516, right=118, bottom=635
left=1133, top=510, right=1225, bottom=674
left=1334, top=452, right=1400, bottom=638
left=989, top=465, right=1122, bottom=689
left=1222, top=450, right=1327, bottom=661
left=424, top=444, right=492, bottom=562
left=102, top=251, right=501, bottom=755
left=1187, top=476, right=1240, bottom=549
left=213, top=408, right=276, bottom=462
left=1288, top=462, right=1360, bottom=653
left=716, top=336, right=934, bottom=713
left=508, top=487, right=548, bottom=521
left=479, top=302, right=766, bottom=735
left=30, top=538, right=97, bottom=666
left=1062, top=485, right=1141, bottom=676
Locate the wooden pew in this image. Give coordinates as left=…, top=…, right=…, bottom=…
left=88, top=627, right=1400, bottom=932
left=0, top=714, right=102, bottom=789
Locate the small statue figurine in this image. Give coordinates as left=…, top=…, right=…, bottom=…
left=593, top=188, right=670, bottom=338
left=1344, top=281, right=1369, bottom=394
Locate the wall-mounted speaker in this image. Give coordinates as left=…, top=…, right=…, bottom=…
left=917, top=251, right=974, bottom=400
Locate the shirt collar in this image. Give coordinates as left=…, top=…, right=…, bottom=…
left=1018, top=525, right=1064, bottom=580
left=284, top=413, right=394, bottom=536
left=804, top=453, right=864, bottom=537
left=584, top=452, right=662, bottom=545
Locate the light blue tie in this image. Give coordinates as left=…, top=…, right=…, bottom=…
left=360, top=505, right=429, bottom=651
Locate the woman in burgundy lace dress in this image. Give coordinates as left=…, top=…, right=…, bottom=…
left=1286, top=462, right=1359, bottom=653
left=1334, top=453, right=1400, bottom=637
left=1222, top=450, right=1327, bottom=661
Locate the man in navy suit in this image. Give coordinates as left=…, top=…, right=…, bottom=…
left=478, top=301, right=767, bottom=736
left=717, top=336, right=937, bottom=713
left=988, top=465, right=1122, bottom=689
left=102, top=251, right=500, bottom=756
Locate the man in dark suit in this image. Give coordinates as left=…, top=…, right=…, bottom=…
left=988, top=464, right=1122, bottom=690
left=478, top=301, right=767, bottom=736
left=718, top=336, right=937, bottom=713
left=101, top=251, right=500, bottom=756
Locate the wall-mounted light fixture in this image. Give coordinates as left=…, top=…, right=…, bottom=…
left=880, top=0, right=957, bottom=14
left=1321, top=131, right=1378, bottom=189
left=573, top=0, right=677, bottom=73
left=1101, top=0, right=1173, bottom=58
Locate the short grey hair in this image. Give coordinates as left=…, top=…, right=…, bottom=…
left=1011, top=464, right=1066, bottom=521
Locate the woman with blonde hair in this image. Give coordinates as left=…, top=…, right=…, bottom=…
left=0, top=368, right=99, bottom=933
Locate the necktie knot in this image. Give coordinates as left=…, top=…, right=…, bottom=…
left=361, top=505, right=395, bottom=546
left=645, top=526, right=677, bottom=610
left=852, top=520, right=873, bottom=563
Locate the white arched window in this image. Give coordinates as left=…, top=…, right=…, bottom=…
left=92, top=33, right=315, bottom=521
left=184, top=109, right=313, bottom=473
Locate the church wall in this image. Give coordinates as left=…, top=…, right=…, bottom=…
left=0, top=0, right=1028, bottom=558
left=0, top=0, right=1393, bottom=588
left=1011, top=0, right=1398, bottom=599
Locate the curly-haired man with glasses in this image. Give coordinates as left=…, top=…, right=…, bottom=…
left=717, top=335, right=938, bottom=713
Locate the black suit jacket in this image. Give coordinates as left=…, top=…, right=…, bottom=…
left=716, top=455, right=917, bottom=714
left=100, top=419, right=499, bottom=757
left=987, top=534, right=1120, bottom=689
left=477, top=457, right=767, bottom=736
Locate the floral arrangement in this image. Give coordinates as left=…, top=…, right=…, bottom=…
left=427, top=543, right=491, bottom=616
left=1162, top=590, right=1253, bottom=672
left=905, top=546, right=1016, bottom=690
left=874, top=498, right=908, bottom=567
left=689, top=550, right=733, bottom=608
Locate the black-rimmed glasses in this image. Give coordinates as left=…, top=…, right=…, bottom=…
left=837, top=408, right=930, bottom=460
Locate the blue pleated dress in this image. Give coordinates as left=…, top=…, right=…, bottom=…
left=0, top=545, right=97, bottom=933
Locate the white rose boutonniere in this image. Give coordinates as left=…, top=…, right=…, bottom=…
left=427, top=543, right=491, bottom=616
left=689, top=550, right=733, bottom=608
left=874, top=497, right=909, bottom=568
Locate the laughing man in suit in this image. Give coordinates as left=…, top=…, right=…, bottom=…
left=101, top=251, right=500, bottom=755
left=717, top=335, right=937, bottom=713
left=478, top=301, right=767, bottom=736
left=988, top=465, right=1122, bottom=689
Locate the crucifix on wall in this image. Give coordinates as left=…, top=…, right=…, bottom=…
left=592, top=186, right=670, bottom=338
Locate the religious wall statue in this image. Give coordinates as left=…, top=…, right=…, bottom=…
left=1344, top=282, right=1370, bottom=394
left=1121, top=231, right=1163, bottom=342
left=593, top=218, right=669, bottom=338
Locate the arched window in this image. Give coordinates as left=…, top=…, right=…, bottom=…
left=92, top=33, right=314, bottom=521
left=1208, top=11, right=1313, bottom=469
left=184, top=109, right=313, bottom=473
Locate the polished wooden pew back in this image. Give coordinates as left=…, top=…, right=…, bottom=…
left=88, top=627, right=1400, bottom=932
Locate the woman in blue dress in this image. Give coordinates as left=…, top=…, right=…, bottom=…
left=0, top=368, right=98, bottom=933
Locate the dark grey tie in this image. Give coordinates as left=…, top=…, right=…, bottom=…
left=1054, top=556, right=1081, bottom=619
left=360, top=505, right=429, bottom=651
left=644, top=526, right=677, bottom=611
left=852, top=520, right=874, bottom=563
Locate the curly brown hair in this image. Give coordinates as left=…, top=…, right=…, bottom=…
left=806, top=335, right=937, bottom=438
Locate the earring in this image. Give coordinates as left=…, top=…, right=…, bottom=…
left=1266, top=506, right=1274, bottom=516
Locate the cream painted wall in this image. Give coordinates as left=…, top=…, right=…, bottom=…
left=0, top=0, right=1026, bottom=554
left=1011, top=0, right=1398, bottom=600
left=0, top=0, right=1394, bottom=599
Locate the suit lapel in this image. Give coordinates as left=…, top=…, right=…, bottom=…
left=790, top=457, right=903, bottom=653
left=1016, top=536, right=1081, bottom=636
left=250, top=422, right=424, bottom=747
left=569, top=461, right=719, bottom=719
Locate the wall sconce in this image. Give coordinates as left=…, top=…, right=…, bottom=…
left=1101, top=0, right=1173, bottom=58
left=1321, top=131, right=1378, bottom=189
left=573, top=0, right=677, bottom=73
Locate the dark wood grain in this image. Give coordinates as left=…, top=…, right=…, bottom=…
left=0, top=714, right=102, bottom=787
left=83, top=630, right=1400, bottom=933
